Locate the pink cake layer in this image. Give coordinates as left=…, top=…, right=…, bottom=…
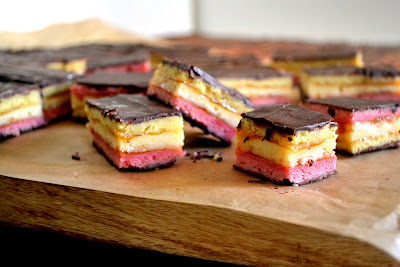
left=303, top=103, right=400, bottom=124
left=43, top=103, right=71, bottom=122
left=251, top=96, right=292, bottom=107
left=91, top=128, right=185, bottom=171
left=147, top=84, right=237, bottom=144
left=85, top=62, right=151, bottom=75
left=71, top=84, right=146, bottom=101
left=0, top=117, right=45, bottom=138
left=234, top=149, right=337, bottom=185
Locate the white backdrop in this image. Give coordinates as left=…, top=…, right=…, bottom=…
left=195, top=0, right=400, bottom=45
left=1, top=0, right=399, bottom=45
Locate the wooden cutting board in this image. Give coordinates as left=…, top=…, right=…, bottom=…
left=0, top=120, right=399, bottom=266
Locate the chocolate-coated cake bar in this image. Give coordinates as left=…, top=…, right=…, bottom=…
left=205, top=65, right=298, bottom=107
left=271, top=49, right=364, bottom=79
left=303, top=97, right=400, bottom=155
left=300, top=66, right=400, bottom=101
left=148, top=59, right=254, bottom=144
left=85, top=94, right=185, bottom=171
left=0, top=81, right=45, bottom=139
left=0, top=63, right=75, bottom=122
left=71, top=72, right=153, bottom=119
left=234, top=104, right=338, bottom=185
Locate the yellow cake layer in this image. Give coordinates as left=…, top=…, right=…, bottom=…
left=70, top=94, right=87, bottom=118
left=47, top=59, right=86, bottom=74
left=219, top=78, right=293, bottom=98
left=239, top=118, right=337, bottom=150
left=153, top=63, right=253, bottom=114
left=236, top=130, right=336, bottom=167
left=337, top=119, right=400, bottom=154
left=42, top=90, right=71, bottom=110
left=303, top=84, right=400, bottom=99
left=271, top=56, right=364, bottom=75
left=337, top=133, right=400, bottom=154
left=86, top=106, right=184, bottom=153
left=219, top=77, right=292, bottom=90
left=41, top=82, right=72, bottom=98
left=300, top=73, right=400, bottom=98
left=0, top=104, right=43, bottom=126
left=0, top=90, right=41, bottom=115
left=301, top=74, right=400, bottom=86
left=150, top=77, right=243, bottom=128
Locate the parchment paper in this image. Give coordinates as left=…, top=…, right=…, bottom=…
left=0, top=121, right=399, bottom=261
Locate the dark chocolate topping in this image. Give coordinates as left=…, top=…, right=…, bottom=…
left=0, top=81, right=39, bottom=100
left=304, top=65, right=400, bottom=78
left=75, top=72, right=152, bottom=89
left=205, top=65, right=291, bottom=80
left=272, top=49, right=359, bottom=62
left=0, top=63, right=76, bottom=87
left=86, top=94, right=181, bottom=124
left=242, top=104, right=334, bottom=134
left=86, top=50, right=149, bottom=71
left=304, top=97, right=400, bottom=112
left=161, top=59, right=254, bottom=107
left=5, top=43, right=145, bottom=64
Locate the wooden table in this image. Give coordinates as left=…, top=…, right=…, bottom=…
left=1, top=121, right=399, bottom=266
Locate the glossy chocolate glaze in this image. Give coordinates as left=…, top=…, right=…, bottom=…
left=304, top=97, right=400, bottom=112
left=161, top=59, right=254, bottom=107
left=0, top=81, right=39, bottom=99
left=272, top=49, right=359, bottom=62
left=205, top=65, right=291, bottom=80
left=0, top=63, right=76, bottom=87
left=75, top=72, right=152, bottom=89
left=304, top=65, right=399, bottom=78
left=241, top=104, right=335, bottom=135
left=86, top=94, right=181, bottom=124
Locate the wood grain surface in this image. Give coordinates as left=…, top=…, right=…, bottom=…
left=1, top=121, right=400, bottom=266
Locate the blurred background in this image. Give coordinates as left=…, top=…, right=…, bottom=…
left=1, top=0, right=400, bottom=45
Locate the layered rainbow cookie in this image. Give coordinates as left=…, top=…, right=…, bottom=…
left=0, top=81, right=45, bottom=139
left=85, top=94, right=185, bottom=171
left=234, top=104, right=338, bottom=185
left=71, top=72, right=153, bottom=120
left=299, top=66, right=400, bottom=101
left=47, top=50, right=151, bottom=75
left=205, top=65, right=298, bottom=107
left=303, top=97, right=400, bottom=155
left=148, top=59, right=254, bottom=144
left=0, top=64, right=75, bottom=123
left=271, top=49, right=364, bottom=80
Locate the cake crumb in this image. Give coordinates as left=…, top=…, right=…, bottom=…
left=74, top=172, right=78, bottom=178
left=292, top=183, right=300, bottom=187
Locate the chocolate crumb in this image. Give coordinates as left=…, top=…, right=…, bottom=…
left=188, top=150, right=223, bottom=162
left=243, top=137, right=249, bottom=143
left=308, top=159, right=314, bottom=166
left=288, top=137, right=292, bottom=142
left=72, top=152, right=80, bottom=160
